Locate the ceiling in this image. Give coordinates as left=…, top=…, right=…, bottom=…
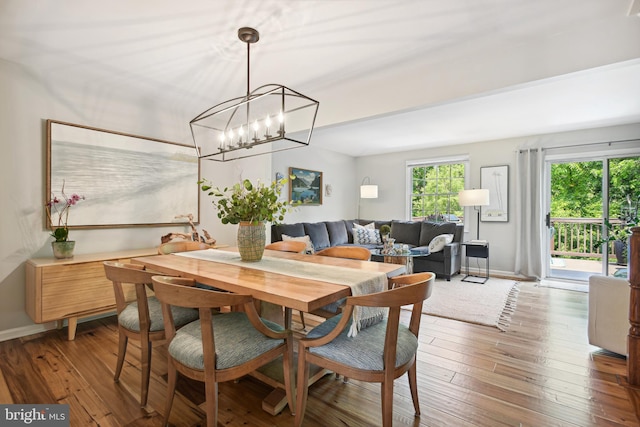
left=1, top=0, right=639, bottom=157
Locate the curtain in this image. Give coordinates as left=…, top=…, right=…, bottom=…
left=514, top=148, right=544, bottom=279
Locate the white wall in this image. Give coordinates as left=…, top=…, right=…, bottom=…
left=0, top=59, right=271, bottom=338
left=356, top=123, right=640, bottom=276
left=272, top=146, right=357, bottom=224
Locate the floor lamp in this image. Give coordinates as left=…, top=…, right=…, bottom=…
left=458, top=189, right=490, bottom=240
left=358, top=177, right=378, bottom=219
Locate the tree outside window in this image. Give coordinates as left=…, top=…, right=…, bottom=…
left=410, top=163, right=465, bottom=222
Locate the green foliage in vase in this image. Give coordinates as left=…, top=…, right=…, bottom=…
left=199, top=177, right=297, bottom=225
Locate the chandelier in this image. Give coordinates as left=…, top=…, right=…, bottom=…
left=190, top=27, right=320, bottom=162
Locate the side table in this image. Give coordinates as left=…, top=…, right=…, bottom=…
left=461, top=241, right=489, bottom=283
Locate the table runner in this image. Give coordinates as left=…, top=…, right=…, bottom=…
left=174, top=249, right=388, bottom=336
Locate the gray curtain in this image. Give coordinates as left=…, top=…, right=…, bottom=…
left=514, top=148, right=544, bottom=279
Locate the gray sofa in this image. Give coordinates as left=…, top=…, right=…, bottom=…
left=271, top=219, right=463, bottom=280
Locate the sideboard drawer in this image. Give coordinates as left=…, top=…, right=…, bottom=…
left=26, top=248, right=156, bottom=339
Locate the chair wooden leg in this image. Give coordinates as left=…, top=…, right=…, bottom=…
left=163, top=362, right=177, bottom=427
left=204, top=378, right=218, bottom=427
left=282, top=340, right=295, bottom=415
left=299, top=311, right=306, bottom=330
left=408, top=362, right=420, bottom=415
left=294, top=347, right=311, bottom=427
left=140, top=340, right=152, bottom=406
left=114, top=332, right=127, bottom=382
left=381, top=379, right=394, bottom=427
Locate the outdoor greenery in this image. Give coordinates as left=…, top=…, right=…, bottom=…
left=550, top=158, right=639, bottom=219
left=410, top=163, right=465, bottom=220
left=551, top=157, right=639, bottom=260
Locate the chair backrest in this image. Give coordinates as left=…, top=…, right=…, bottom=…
left=265, top=241, right=307, bottom=253
left=151, top=275, right=277, bottom=348
left=349, top=271, right=434, bottom=334
left=103, top=261, right=158, bottom=325
left=158, top=241, right=211, bottom=255
left=315, top=246, right=371, bottom=261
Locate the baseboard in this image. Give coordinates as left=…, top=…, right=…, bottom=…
left=0, top=312, right=115, bottom=343
left=0, top=323, right=54, bottom=342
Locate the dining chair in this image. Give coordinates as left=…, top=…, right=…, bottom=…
left=265, top=240, right=307, bottom=253
left=151, top=275, right=295, bottom=427
left=103, top=261, right=199, bottom=407
left=294, top=272, right=435, bottom=427
left=297, top=246, right=372, bottom=330
left=315, top=246, right=371, bottom=261
left=157, top=240, right=211, bottom=254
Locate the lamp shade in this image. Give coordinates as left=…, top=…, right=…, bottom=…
left=360, top=185, right=378, bottom=199
left=458, top=189, right=490, bottom=207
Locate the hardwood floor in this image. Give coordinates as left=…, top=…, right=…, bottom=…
left=1, top=281, right=638, bottom=426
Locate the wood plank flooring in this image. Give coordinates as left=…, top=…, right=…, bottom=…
left=0, top=281, right=638, bottom=426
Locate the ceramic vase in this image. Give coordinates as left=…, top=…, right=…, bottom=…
left=52, top=241, right=75, bottom=259
left=237, top=221, right=266, bottom=262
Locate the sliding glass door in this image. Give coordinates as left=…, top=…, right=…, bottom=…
left=546, top=155, right=639, bottom=281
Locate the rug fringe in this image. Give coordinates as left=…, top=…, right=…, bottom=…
left=497, top=282, right=520, bottom=332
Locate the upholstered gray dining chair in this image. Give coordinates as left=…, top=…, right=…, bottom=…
left=152, top=275, right=295, bottom=427
left=295, top=272, right=435, bottom=427
left=297, top=246, right=372, bottom=330
left=103, top=261, right=199, bottom=407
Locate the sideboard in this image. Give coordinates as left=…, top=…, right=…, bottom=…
left=25, top=248, right=157, bottom=340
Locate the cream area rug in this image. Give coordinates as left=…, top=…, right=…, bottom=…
left=419, top=276, right=520, bottom=331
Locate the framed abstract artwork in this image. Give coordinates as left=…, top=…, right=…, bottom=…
left=480, top=165, right=508, bottom=222
left=289, top=167, right=323, bottom=205
left=47, top=119, right=200, bottom=229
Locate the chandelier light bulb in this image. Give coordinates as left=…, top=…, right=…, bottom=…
left=219, top=132, right=226, bottom=149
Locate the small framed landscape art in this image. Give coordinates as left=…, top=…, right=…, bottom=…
left=289, top=167, right=323, bottom=205
left=480, top=165, right=508, bottom=222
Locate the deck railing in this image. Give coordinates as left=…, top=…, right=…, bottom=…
left=550, top=217, right=623, bottom=262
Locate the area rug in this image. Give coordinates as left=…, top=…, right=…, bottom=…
left=418, top=276, right=520, bottom=331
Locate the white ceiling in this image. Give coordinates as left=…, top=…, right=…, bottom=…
left=1, top=0, right=639, bottom=157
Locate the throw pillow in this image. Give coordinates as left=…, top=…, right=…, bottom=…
left=354, top=222, right=375, bottom=230
left=428, top=233, right=454, bottom=253
left=282, top=234, right=315, bottom=254
left=353, top=227, right=382, bottom=245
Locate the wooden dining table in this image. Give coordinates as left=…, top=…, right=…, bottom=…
left=131, top=247, right=406, bottom=415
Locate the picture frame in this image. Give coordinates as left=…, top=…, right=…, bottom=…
left=289, top=167, right=323, bottom=205
left=47, top=119, right=200, bottom=229
left=480, top=165, right=508, bottom=222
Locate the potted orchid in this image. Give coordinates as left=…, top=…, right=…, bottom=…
left=46, top=181, right=85, bottom=258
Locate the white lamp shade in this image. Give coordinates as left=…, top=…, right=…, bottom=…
left=360, top=184, right=378, bottom=199
left=458, top=189, right=489, bottom=206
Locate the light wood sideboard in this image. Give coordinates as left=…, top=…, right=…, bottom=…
left=25, top=248, right=157, bottom=340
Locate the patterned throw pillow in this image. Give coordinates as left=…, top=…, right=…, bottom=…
left=428, top=234, right=454, bottom=253
left=353, top=228, right=382, bottom=245
left=354, top=222, right=375, bottom=230
left=282, top=234, right=315, bottom=254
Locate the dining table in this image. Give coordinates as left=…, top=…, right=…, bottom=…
left=131, top=246, right=405, bottom=415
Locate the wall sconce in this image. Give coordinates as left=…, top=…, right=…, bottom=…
left=360, top=177, right=378, bottom=199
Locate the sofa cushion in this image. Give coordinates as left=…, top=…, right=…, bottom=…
left=325, top=221, right=349, bottom=246
left=428, top=234, right=454, bottom=253
left=282, top=234, right=315, bottom=254
left=353, top=228, right=382, bottom=245
left=303, top=222, right=331, bottom=250
left=345, top=219, right=358, bottom=243
left=419, top=222, right=457, bottom=247
left=272, top=223, right=305, bottom=242
left=390, top=221, right=421, bottom=247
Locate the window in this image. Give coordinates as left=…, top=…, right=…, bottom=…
left=409, top=162, right=465, bottom=222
